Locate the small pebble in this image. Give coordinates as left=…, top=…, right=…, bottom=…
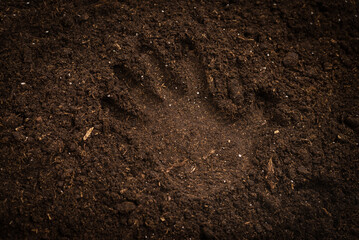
left=283, top=52, right=299, bottom=67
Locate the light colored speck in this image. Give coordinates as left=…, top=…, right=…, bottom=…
left=338, top=18, right=341, bottom=22
left=310, top=22, right=313, bottom=25
left=108, top=61, right=111, bottom=64
left=45, top=31, right=49, bottom=33
left=69, top=82, right=72, bottom=85
left=355, top=15, right=358, bottom=18
left=21, top=82, right=26, bottom=85
left=196, top=91, right=200, bottom=95
left=311, top=11, right=314, bottom=15
left=285, top=95, right=288, bottom=98
left=228, top=140, right=231, bottom=143
left=169, top=104, right=172, bottom=107
left=238, top=154, right=242, bottom=157
left=68, top=73, right=71, bottom=76
left=161, top=10, right=164, bottom=13
left=107, top=94, right=111, bottom=97
left=26, top=2, right=30, bottom=4
left=274, top=130, right=280, bottom=134
left=267, top=53, right=270, bottom=56
left=32, top=42, right=35, bottom=45
left=141, top=75, right=144, bottom=78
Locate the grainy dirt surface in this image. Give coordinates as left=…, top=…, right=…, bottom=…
left=1, top=0, right=359, bottom=239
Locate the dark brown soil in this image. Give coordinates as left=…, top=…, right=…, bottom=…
left=1, top=0, right=358, bottom=239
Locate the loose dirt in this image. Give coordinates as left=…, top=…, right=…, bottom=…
left=1, top=0, right=358, bottom=239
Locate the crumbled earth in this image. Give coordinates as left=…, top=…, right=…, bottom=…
left=0, top=0, right=358, bottom=239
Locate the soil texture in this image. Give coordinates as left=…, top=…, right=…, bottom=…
left=1, top=0, right=359, bottom=239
